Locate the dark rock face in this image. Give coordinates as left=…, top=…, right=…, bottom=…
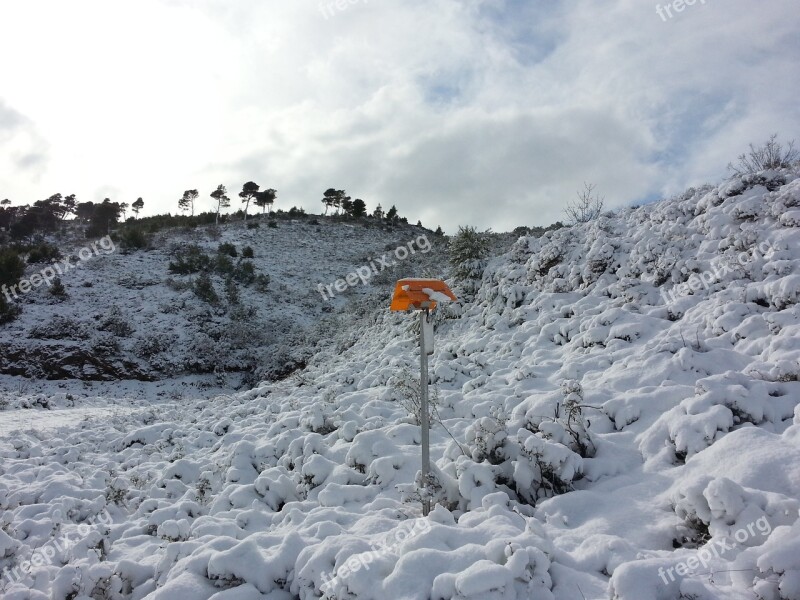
left=0, top=343, right=153, bottom=381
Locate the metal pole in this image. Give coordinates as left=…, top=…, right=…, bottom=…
left=419, top=309, right=430, bottom=516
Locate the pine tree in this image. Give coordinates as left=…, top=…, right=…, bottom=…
left=255, top=188, right=277, bottom=214
left=351, top=199, right=367, bottom=218
left=239, top=182, right=259, bottom=220
left=449, top=226, right=490, bottom=298
left=211, top=185, right=230, bottom=225
left=132, top=197, right=144, bottom=218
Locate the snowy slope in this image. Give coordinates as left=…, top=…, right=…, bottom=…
left=1, top=168, right=799, bottom=600
left=0, top=216, right=445, bottom=399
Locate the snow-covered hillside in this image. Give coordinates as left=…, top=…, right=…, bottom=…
left=0, top=216, right=445, bottom=401
left=1, top=167, right=799, bottom=600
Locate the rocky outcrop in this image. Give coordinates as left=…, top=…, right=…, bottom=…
left=0, top=342, right=153, bottom=381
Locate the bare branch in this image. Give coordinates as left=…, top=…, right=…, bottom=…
left=564, top=182, right=604, bottom=224
left=728, top=134, right=799, bottom=175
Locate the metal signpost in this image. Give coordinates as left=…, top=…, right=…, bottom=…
left=390, top=279, right=456, bottom=516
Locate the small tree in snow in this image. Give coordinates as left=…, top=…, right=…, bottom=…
left=564, top=183, right=604, bottom=224
left=449, top=225, right=490, bottom=297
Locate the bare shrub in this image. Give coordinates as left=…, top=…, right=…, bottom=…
left=389, top=365, right=441, bottom=426
left=728, top=133, right=799, bottom=175
left=564, top=183, right=604, bottom=224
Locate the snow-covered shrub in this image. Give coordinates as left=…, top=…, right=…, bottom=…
left=135, top=333, right=174, bottom=357
left=583, top=236, right=616, bottom=284
left=472, top=382, right=593, bottom=506
left=106, top=478, right=129, bottom=506
left=193, top=272, right=219, bottom=304
left=168, top=243, right=211, bottom=274
left=29, top=315, right=90, bottom=340
left=299, top=404, right=336, bottom=434
left=743, top=517, right=800, bottom=600
left=464, top=409, right=507, bottom=465
left=217, top=242, right=237, bottom=257
left=529, top=380, right=596, bottom=459
left=254, top=468, right=301, bottom=511
left=397, top=462, right=461, bottom=512
left=119, top=227, right=150, bottom=251
left=510, top=429, right=583, bottom=504
left=641, top=371, right=798, bottom=463
left=49, top=276, right=68, bottom=300
left=0, top=294, right=21, bottom=324
left=98, top=305, right=134, bottom=337
left=671, top=476, right=800, bottom=548
left=24, top=242, right=61, bottom=264
left=530, top=236, right=566, bottom=278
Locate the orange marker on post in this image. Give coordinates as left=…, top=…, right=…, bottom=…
left=390, top=278, right=456, bottom=516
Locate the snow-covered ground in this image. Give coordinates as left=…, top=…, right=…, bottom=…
left=1, top=168, right=799, bottom=599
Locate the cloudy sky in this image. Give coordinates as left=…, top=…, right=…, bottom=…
left=1, top=0, right=798, bottom=232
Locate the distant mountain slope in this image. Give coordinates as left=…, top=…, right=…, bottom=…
left=1, top=167, right=799, bottom=599
left=0, top=216, right=446, bottom=390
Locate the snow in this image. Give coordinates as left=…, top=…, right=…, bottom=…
left=1, top=167, right=800, bottom=598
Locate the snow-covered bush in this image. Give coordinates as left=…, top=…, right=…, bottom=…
left=29, top=315, right=90, bottom=340
left=464, top=410, right=507, bottom=465
left=509, top=428, right=583, bottom=504
left=526, top=380, right=596, bottom=459
left=397, top=462, right=461, bottom=512
left=193, top=272, right=219, bottom=304
left=98, top=305, right=134, bottom=337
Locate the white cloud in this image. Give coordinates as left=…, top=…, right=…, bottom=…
left=0, top=0, right=798, bottom=230
left=0, top=101, right=49, bottom=193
